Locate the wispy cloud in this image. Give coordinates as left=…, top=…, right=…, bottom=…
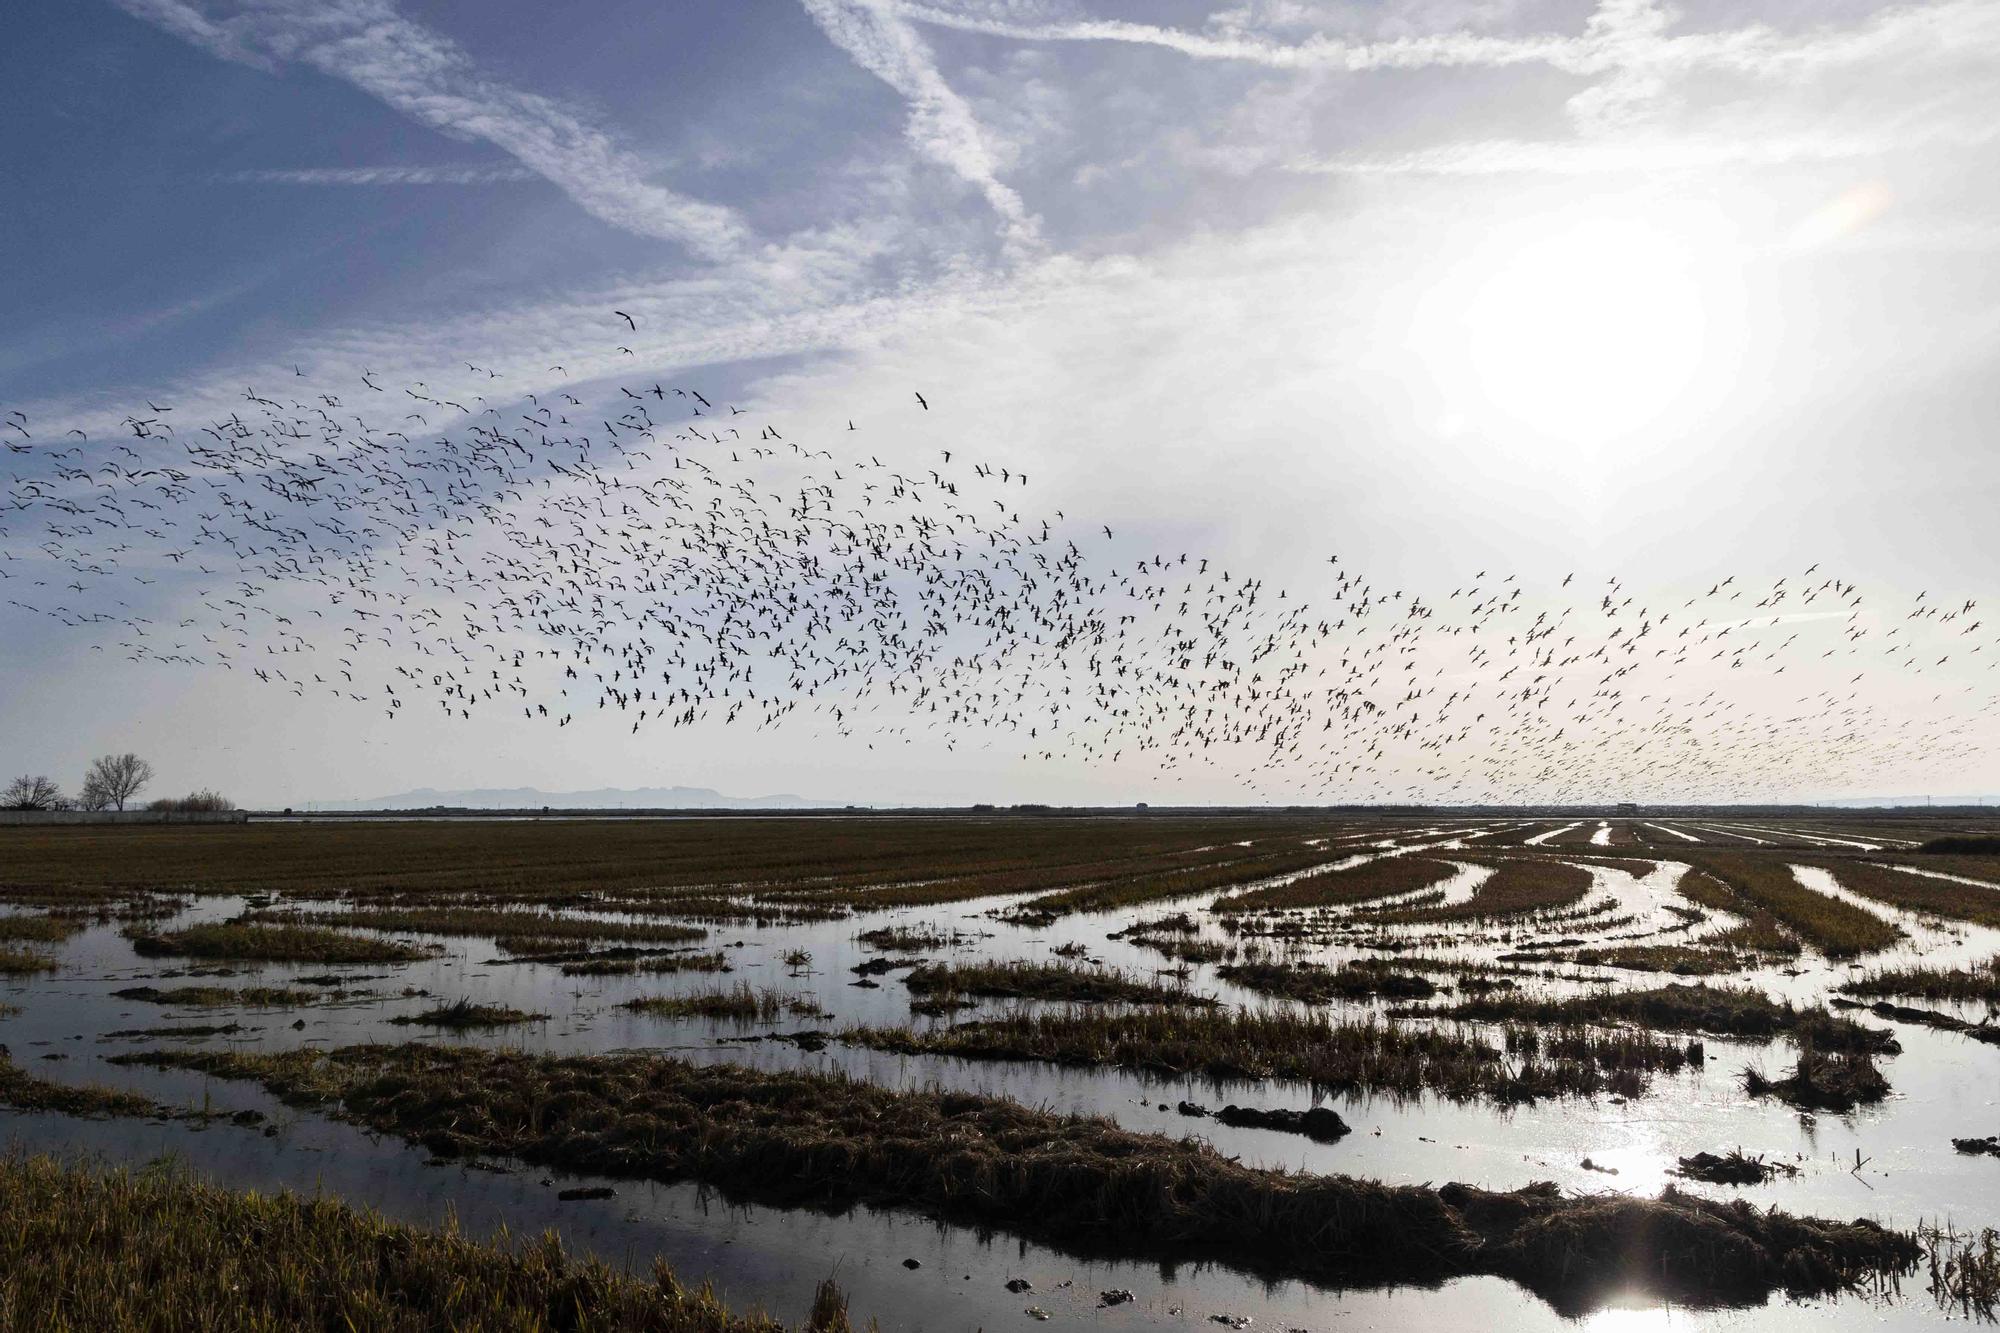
left=799, top=0, right=1042, bottom=256
left=110, top=0, right=751, bottom=259
left=219, top=163, right=540, bottom=185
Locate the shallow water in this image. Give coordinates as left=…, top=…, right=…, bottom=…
left=4, top=816, right=1998, bottom=1330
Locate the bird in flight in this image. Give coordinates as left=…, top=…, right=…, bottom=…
left=915, top=391, right=928, bottom=410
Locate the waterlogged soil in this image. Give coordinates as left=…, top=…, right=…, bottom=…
left=3, top=814, right=1999, bottom=1330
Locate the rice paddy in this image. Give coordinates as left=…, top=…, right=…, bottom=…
left=3, top=810, right=1998, bottom=1329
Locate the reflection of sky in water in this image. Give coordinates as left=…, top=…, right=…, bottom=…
left=1, top=819, right=1995, bottom=1330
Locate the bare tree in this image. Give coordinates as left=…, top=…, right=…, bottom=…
left=3, top=776, right=65, bottom=811
left=83, top=753, right=154, bottom=811
left=76, top=773, right=113, bottom=811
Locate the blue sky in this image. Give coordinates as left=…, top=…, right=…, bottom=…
left=2, top=0, right=1996, bottom=805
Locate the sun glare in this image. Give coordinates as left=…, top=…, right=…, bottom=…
left=1432, top=212, right=1733, bottom=447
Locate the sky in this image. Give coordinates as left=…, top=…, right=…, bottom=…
left=1, top=0, right=1996, bottom=808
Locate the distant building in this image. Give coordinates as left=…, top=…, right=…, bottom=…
left=1136, top=802, right=1149, bottom=810
left=1615, top=801, right=1639, bottom=814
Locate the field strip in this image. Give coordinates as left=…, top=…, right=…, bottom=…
left=1523, top=822, right=1581, bottom=846
left=1645, top=822, right=1703, bottom=843
left=1869, top=862, right=2000, bottom=891
left=1714, top=823, right=1889, bottom=851
left=1691, top=823, right=1774, bottom=845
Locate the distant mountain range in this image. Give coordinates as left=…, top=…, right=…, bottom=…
left=307, top=786, right=828, bottom=811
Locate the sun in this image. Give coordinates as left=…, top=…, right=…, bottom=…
left=1425, top=210, right=1734, bottom=447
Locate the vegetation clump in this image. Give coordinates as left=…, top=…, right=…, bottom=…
left=1673, top=1151, right=1798, bottom=1185
left=621, top=985, right=816, bottom=1022
left=0, top=914, right=84, bottom=944
left=846, top=1006, right=1701, bottom=1103
left=1426, top=983, right=1897, bottom=1054
left=856, top=924, right=963, bottom=951
left=0, top=1050, right=163, bottom=1119
left=1841, top=957, right=2000, bottom=1005
left=0, top=946, right=59, bottom=975
left=902, top=961, right=1214, bottom=1006
left=1743, top=1047, right=1891, bottom=1112
left=1217, top=960, right=1436, bottom=1002
left=0, top=1153, right=857, bottom=1331
left=562, top=951, right=733, bottom=978
left=111, top=985, right=328, bottom=1008
left=389, top=1000, right=549, bottom=1030
left=246, top=907, right=705, bottom=953
left=126, top=921, right=432, bottom=965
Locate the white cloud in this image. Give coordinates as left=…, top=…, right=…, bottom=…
left=219, top=163, right=540, bottom=185
left=799, top=0, right=1043, bottom=256
left=110, top=0, right=752, bottom=259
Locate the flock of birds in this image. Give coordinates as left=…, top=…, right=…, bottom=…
left=2, top=319, right=1993, bottom=802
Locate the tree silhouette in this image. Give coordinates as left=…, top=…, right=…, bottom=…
left=83, top=753, right=154, bottom=811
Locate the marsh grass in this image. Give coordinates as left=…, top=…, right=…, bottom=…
left=0, top=1153, right=856, bottom=1331
left=855, top=924, right=965, bottom=951
left=1688, top=855, right=1901, bottom=957
left=127, top=921, right=433, bottom=964
left=0, top=1050, right=162, bottom=1119
left=902, top=961, right=1214, bottom=1006
left=1673, top=1151, right=1798, bottom=1185
left=562, top=951, right=734, bottom=978
left=113, top=1041, right=1917, bottom=1310
left=1921, top=1223, right=2000, bottom=1321
left=1814, top=861, right=2000, bottom=928
left=247, top=907, right=706, bottom=951
left=389, top=1000, right=549, bottom=1030
left=111, top=985, right=330, bottom=1008
left=1743, top=1046, right=1891, bottom=1112
left=620, top=985, right=818, bottom=1022
left=1214, top=857, right=1455, bottom=911
left=1841, top=956, right=2000, bottom=1005
left=846, top=1006, right=1698, bottom=1102
left=1423, top=984, right=1897, bottom=1054
left=1365, top=859, right=1594, bottom=925
left=0, top=913, right=84, bottom=944
left=1216, top=960, right=1437, bottom=1001
left=0, top=945, right=58, bottom=974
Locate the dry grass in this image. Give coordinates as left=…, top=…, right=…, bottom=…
left=1424, top=983, right=1898, bottom=1053
left=845, top=1006, right=1701, bottom=1103
left=562, top=951, right=734, bottom=978
left=0, top=1050, right=163, bottom=1119
left=0, top=1153, right=856, bottom=1331
left=1743, top=1047, right=1891, bottom=1112
left=246, top=907, right=706, bottom=952
left=115, top=1041, right=1918, bottom=1309
left=126, top=921, right=433, bottom=964
left=389, top=999, right=549, bottom=1029
left=0, top=945, right=59, bottom=975
left=111, top=985, right=331, bottom=1008
left=0, top=913, right=85, bottom=943
left=620, top=985, right=817, bottom=1023
left=1215, top=960, right=1437, bottom=1001
left=1841, top=956, right=2000, bottom=1005
left=901, top=961, right=1214, bottom=1006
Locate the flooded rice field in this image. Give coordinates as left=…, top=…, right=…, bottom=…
left=3, top=813, right=1998, bottom=1329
